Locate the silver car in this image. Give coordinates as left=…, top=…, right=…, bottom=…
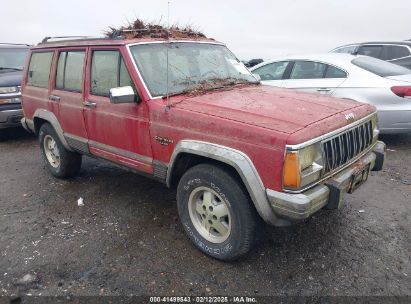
left=251, top=54, right=411, bottom=134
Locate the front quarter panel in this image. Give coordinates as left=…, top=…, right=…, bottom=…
left=147, top=99, right=288, bottom=192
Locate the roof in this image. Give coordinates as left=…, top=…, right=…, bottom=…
left=334, top=41, right=411, bottom=49
left=31, top=37, right=222, bottom=50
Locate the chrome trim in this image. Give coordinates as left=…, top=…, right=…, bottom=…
left=167, top=140, right=286, bottom=226
left=286, top=112, right=377, bottom=151
left=252, top=59, right=350, bottom=78
left=89, top=140, right=152, bottom=164
left=0, top=92, right=21, bottom=99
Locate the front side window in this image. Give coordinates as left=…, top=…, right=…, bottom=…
left=252, top=61, right=289, bottom=81
left=129, top=42, right=257, bottom=97
left=357, top=45, right=383, bottom=59
left=332, top=45, right=357, bottom=54
left=27, top=52, right=54, bottom=88
left=352, top=56, right=411, bottom=77
left=290, top=61, right=327, bottom=79
left=55, top=51, right=85, bottom=92
left=90, top=50, right=133, bottom=96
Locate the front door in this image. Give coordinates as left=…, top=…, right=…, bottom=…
left=83, top=47, right=153, bottom=174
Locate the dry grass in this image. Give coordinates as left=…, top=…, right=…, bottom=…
left=104, top=18, right=211, bottom=40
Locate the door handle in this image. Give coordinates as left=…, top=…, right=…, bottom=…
left=83, top=100, right=97, bottom=108
left=49, top=94, right=61, bottom=101
left=317, top=88, right=331, bottom=92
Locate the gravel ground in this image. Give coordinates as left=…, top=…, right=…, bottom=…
left=0, top=128, right=410, bottom=301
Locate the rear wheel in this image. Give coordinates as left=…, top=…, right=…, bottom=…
left=177, top=164, right=258, bottom=260
left=39, top=123, right=82, bottom=178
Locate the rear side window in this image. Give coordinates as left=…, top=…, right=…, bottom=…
left=352, top=56, right=411, bottom=77
left=252, top=61, right=289, bottom=80
left=381, top=45, right=411, bottom=60
left=90, top=50, right=133, bottom=96
left=55, top=51, right=86, bottom=92
left=290, top=61, right=327, bottom=79
left=357, top=45, right=383, bottom=59
left=325, top=65, right=347, bottom=78
left=27, top=52, right=54, bottom=88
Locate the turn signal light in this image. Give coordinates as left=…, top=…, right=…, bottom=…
left=391, top=86, right=411, bottom=98
left=283, top=152, right=301, bottom=189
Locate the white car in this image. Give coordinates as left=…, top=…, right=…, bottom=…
left=251, top=54, right=411, bottom=134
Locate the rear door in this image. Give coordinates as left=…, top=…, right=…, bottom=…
left=49, top=48, right=88, bottom=140
left=283, top=60, right=347, bottom=94
left=22, top=50, right=54, bottom=119
left=83, top=47, right=153, bottom=174
left=251, top=61, right=290, bottom=87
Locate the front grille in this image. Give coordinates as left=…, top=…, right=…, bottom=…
left=321, top=120, right=373, bottom=174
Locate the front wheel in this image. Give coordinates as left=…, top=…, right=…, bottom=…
left=177, top=164, right=259, bottom=260
left=39, top=123, right=82, bottom=178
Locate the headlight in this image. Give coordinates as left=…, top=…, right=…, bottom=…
left=0, top=86, right=20, bottom=94
left=283, top=143, right=323, bottom=190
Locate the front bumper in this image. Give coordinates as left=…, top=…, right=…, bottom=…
left=266, top=141, right=386, bottom=221
left=0, top=108, right=23, bottom=129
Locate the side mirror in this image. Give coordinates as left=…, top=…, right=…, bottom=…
left=252, top=73, right=261, bottom=81
left=109, top=86, right=138, bottom=104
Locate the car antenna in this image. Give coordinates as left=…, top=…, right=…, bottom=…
left=165, top=0, right=171, bottom=112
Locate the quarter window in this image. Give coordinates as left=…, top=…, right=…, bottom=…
left=382, top=45, right=411, bottom=60
left=55, top=51, right=86, bottom=92
left=325, top=65, right=347, bottom=78
left=290, top=61, right=327, bottom=79
left=90, top=50, right=133, bottom=96
left=252, top=61, right=289, bottom=81
left=27, top=52, right=54, bottom=88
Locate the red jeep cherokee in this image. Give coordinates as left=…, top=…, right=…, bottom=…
left=21, top=35, right=385, bottom=260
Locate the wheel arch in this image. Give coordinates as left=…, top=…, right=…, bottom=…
left=167, top=140, right=282, bottom=225
left=33, top=109, right=72, bottom=151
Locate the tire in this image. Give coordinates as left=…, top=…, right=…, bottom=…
left=177, top=163, right=258, bottom=260
left=39, top=123, right=82, bottom=178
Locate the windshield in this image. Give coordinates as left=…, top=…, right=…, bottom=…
left=0, top=48, right=29, bottom=71
left=129, top=42, right=257, bottom=97
left=351, top=56, right=411, bottom=77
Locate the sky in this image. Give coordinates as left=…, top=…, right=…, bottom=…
left=3, top=0, right=411, bottom=60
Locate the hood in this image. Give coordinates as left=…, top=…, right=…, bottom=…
left=385, top=74, right=411, bottom=83
left=0, top=70, right=23, bottom=87
left=170, top=85, right=366, bottom=134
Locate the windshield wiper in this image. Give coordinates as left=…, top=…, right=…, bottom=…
left=162, top=78, right=257, bottom=98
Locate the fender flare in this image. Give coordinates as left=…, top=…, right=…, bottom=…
left=167, top=140, right=282, bottom=225
left=33, top=109, right=73, bottom=151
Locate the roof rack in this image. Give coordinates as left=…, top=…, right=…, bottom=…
left=41, top=36, right=100, bottom=44
left=0, top=43, right=31, bottom=46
